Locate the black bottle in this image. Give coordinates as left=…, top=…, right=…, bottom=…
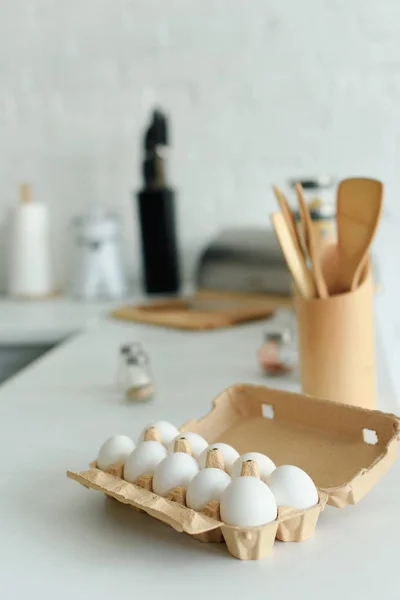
left=137, top=109, right=180, bottom=294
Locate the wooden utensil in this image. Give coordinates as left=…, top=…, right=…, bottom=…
left=272, top=185, right=300, bottom=246
left=270, top=212, right=316, bottom=299
left=336, top=177, right=383, bottom=292
left=295, top=183, right=329, bottom=299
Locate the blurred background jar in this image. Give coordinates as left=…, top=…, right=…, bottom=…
left=125, top=350, right=154, bottom=401
left=117, top=342, right=155, bottom=402
left=117, top=342, right=145, bottom=390
left=71, top=207, right=127, bottom=301
left=258, top=330, right=298, bottom=375
left=257, top=308, right=298, bottom=376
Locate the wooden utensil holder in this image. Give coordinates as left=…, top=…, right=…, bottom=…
left=295, top=268, right=376, bottom=408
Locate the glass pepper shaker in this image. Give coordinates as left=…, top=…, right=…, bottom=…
left=258, top=330, right=297, bottom=376
left=125, top=351, right=154, bottom=401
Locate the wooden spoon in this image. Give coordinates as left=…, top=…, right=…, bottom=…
left=295, top=183, right=329, bottom=299
left=336, top=177, right=383, bottom=292
left=270, top=212, right=316, bottom=299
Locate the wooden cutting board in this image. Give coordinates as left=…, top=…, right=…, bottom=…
left=111, top=289, right=292, bottom=331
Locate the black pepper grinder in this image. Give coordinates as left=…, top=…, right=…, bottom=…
left=136, top=109, right=181, bottom=294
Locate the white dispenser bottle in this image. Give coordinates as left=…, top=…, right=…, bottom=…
left=8, top=184, right=54, bottom=298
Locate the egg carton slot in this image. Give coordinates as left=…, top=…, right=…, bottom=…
left=67, top=463, right=327, bottom=560
left=67, top=384, right=400, bottom=560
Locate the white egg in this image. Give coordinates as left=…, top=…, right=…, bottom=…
left=267, top=465, right=318, bottom=509
left=167, top=432, right=208, bottom=459
left=123, top=441, right=168, bottom=483
left=186, top=468, right=232, bottom=511
left=138, top=421, right=179, bottom=446
left=220, top=477, right=277, bottom=527
left=152, top=453, right=200, bottom=497
left=97, top=435, right=135, bottom=470
left=231, top=452, right=276, bottom=482
left=198, top=443, right=239, bottom=474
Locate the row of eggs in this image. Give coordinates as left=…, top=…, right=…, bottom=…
left=96, top=420, right=319, bottom=528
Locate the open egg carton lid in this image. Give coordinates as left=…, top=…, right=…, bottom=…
left=182, top=384, right=400, bottom=507
left=67, top=384, right=400, bottom=560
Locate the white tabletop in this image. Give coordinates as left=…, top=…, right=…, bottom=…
left=0, top=297, right=116, bottom=344
left=0, top=313, right=399, bottom=598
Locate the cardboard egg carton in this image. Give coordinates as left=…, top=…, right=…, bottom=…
left=67, top=384, right=400, bottom=560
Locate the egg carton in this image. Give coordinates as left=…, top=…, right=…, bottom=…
left=67, top=383, right=400, bottom=559
left=67, top=461, right=326, bottom=560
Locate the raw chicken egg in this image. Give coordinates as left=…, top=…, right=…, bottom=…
left=198, top=443, right=239, bottom=474
left=97, top=435, right=135, bottom=470
left=152, top=453, right=200, bottom=497
left=220, top=476, right=277, bottom=527
left=123, top=441, right=168, bottom=483
left=186, top=468, right=231, bottom=511
left=138, top=421, right=179, bottom=446
left=231, top=452, right=276, bottom=482
left=267, top=465, right=318, bottom=509
left=167, top=432, right=208, bottom=459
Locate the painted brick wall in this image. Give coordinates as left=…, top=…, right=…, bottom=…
left=1, top=0, right=399, bottom=391
left=1, top=0, right=399, bottom=278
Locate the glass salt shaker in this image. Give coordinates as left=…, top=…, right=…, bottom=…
left=258, top=330, right=298, bottom=376
left=125, top=351, right=155, bottom=401
left=117, top=342, right=143, bottom=389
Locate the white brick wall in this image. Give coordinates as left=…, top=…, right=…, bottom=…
left=0, top=10, right=398, bottom=297
left=0, top=0, right=399, bottom=391
left=0, top=0, right=398, bottom=279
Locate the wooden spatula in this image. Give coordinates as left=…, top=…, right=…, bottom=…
left=270, top=212, right=316, bottom=299
left=295, top=183, right=329, bottom=299
left=336, top=177, right=383, bottom=292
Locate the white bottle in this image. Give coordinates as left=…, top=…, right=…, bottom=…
left=8, top=184, right=54, bottom=298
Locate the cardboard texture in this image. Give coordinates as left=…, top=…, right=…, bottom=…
left=68, top=384, right=399, bottom=559
left=67, top=466, right=326, bottom=559
left=295, top=269, right=376, bottom=408
left=182, top=384, right=400, bottom=506
left=111, top=289, right=291, bottom=331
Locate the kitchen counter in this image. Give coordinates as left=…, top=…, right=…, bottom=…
left=0, top=297, right=117, bottom=344
left=0, top=307, right=399, bottom=598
